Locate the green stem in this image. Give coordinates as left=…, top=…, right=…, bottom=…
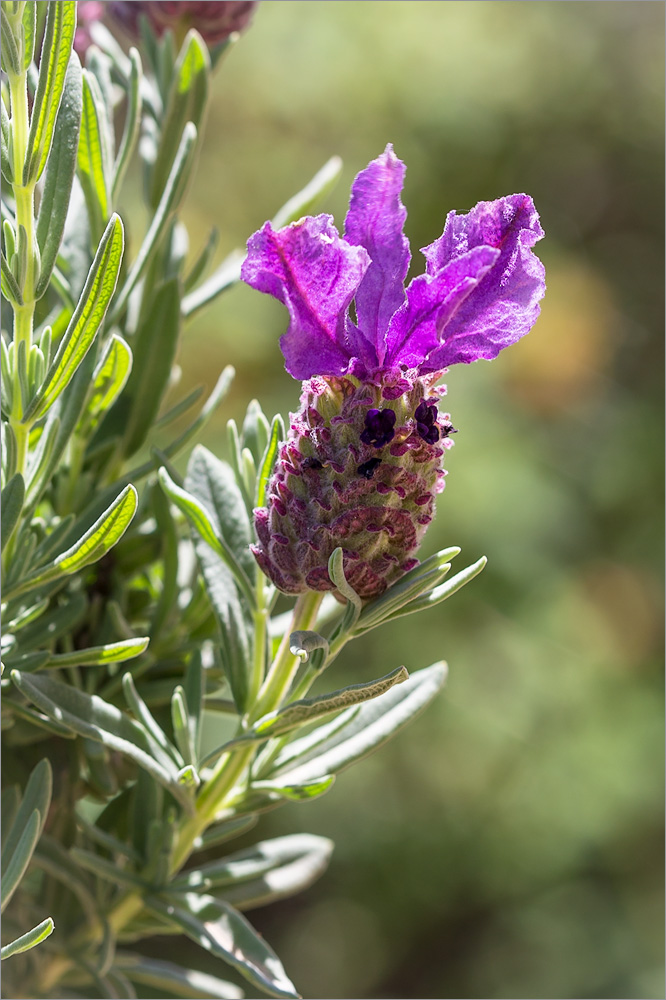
left=250, top=591, right=323, bottom=723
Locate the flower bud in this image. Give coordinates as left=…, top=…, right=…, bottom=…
left=108, top=1, right=259, bottom=46
left=252, top=374, right=455, bottom=601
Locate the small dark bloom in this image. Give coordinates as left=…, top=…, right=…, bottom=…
left=357, top=458, right=382, bottom=480
left=360, top=408, right=396, bottom=448
left=414, top=401, right=440, bottom=445
left=109, top=1, right=259, bottom=45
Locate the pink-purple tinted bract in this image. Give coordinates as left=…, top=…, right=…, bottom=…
left=242, top=146, right=545, bottom=599
left=109, top=1, right=258, bottom=45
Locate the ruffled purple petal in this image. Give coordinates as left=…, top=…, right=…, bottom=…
left=419, top=194, right=545, bottom=369
left=241, top=216, right=370, bottom=380
left=343, top=144, right=410, bottom=363
left=385, top=246, right=499, bottom=370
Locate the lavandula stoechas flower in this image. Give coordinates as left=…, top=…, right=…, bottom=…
left=242, top=146, right=545, bottom=600
left=109, top=1, right=258, bottom=46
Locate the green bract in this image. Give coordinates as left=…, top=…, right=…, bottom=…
left=0, top=4, right=484, bottom=997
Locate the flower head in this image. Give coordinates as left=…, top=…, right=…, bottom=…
left=242, top=144, right=545, bottom=384
left=242, top=147, right=545, bottom=599
left=109, top=1, right=259, bottom=46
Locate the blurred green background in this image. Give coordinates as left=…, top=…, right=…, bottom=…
left=125, top=2, right=664, bottom=998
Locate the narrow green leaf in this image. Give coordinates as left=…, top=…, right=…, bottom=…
left=78, top=333, right=132, bottom=435
left=1, top=472, right=24, bottom=551
left=1, top=95, right=13, bottom=183
left=183, top=227, right=218, bottom=293
left=145, top=893, right=299, bottom=1000
left=150, top=30, right=209, bottom=207
left=45, top=637, right=149, bottom=669
left=1, top=759, right=51, bottom=877
left=171, top=685, right=195, bottom=766
left=23, top=1, right=76, bottom=184
left=25, top=214, right=124, bottom=422
left=1, top=787, right=21, bottom=850
left=186, top=445, right=255, bottom=578
left=270, top=662, right=447, bottom=783
left=354, top=547, right=461, bottom=631
left=1, top=250, right=23, bottom=305
left=1, top=808, right=40, bottom=911
left=54, top=483, right=137, bottom=573
left=153, top=385, right=204, bottom=430
left=1, top=7, right=21, bottom=76
left=118, top=278, right=180, bottom=458
left=246, top=775, right=335, bottom=805
left=158, top=468, right=255, bottom=609
left=1, top=916, right=54, bottom=960
left=77, top=69, right=111, bottom=242
left=69, top=847, right=148, bottom=889
left=122, top=673, right=183, bottom=768
left=111, top=47, right=142, bottom=201
left=34, top=53, right=82, bottom=299
left=328, top=547, right=362, bottom=635
left=10, top=671, right=192, bottom=809
left=171, top=833, right=333, bottom=909
left=115, top=953, right=243, bottom=1000
left=193, top=814, right=258, bottom=853
left=20, top=2, right=36, bottom=70
left=181, top=248, right=244, bottom=317
left=382, top=556, right=488, bottom=622
left=256, top=414, right=284, bottom=508
left=271, top=155, right=343, bottom=229
left=7, top=591, right=87, bottom=650
left=183, top=653, right=203, bottom=760
left=111, top=122, right=197, bottom=320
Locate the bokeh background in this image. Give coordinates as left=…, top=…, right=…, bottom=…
left=123, top=3, right=664, bottom=998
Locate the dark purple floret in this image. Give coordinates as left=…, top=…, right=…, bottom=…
left=414, top=401, right=440, bottom=445
left=360, top=408, right=396, bottom=448
left=357, top=457, right=382, bottom=480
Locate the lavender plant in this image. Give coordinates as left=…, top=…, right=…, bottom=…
left=0, top=4, right=545, bottom=998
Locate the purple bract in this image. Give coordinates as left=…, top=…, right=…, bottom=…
left=241, top=144, right=545, bottom=384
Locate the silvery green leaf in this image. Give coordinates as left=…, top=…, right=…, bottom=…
left=78, top=333, right=132, bottom=435
left=171, top=833, right=333, bottom=911
left=115, top=953, right=243, bottom=1000
left=77, top=69, right=112, bottom=243
left=193, top=814, right=258, bottom=853
left=122, top=673, right=183, bottom=769
left=269, top=661, right=447, bottom=783
left=4, top=485, right=137, bottom=600
left=186, top=445, right=255, bottom=579
left=354, top=545, right=461, bottom=632
left=7, top=591, right=86, bottom=650
left=69, top=847, right=148, bottom=890
left=20, top=1, right=36, bottom=71
left=23, top=1, right=76, bottom=185
left=1, top=472, right=24, bottom=551
left=110, top=122, right=198, bottom=320
left=183, top=226, right=218, bottom=292
left=255, top=413, right=284, bottom=509
left=159, top=467, right=255, bottom=608
left=111, top=47, right=142, bottom=202
left=10, top=670, right=192, bottom=809
left=149, top=29, right=209, bottom=208
left=1, top=97, right=12, bottom=184
left=34, top=53, right=82, bottom=299
left=241, top=400, right=270, bottom=467
left=145, top=893, right=299, bottom=1000
left=24, top=214, right=124, bottom=422
left=206, top=668, right=409, bottom=764
left=379, top=556, right=488, bottom=623
left=0, top=758, right=51, bottom=877
left=116, top=278, right=180, bottom=459
left=271, top=155, right=343, bottom=229
left=43, top=636, right=149, bottom=669
left=181, top=248, right=244, bottom=317
left=1, top=250, right=22, bottom=305
left=328, top=547, right=362, bottom=633
left=0, top=916, right=54, bottom=961
left=171, top=685, right=195, bottom=766
left=1, top=7, right=21, bottom=76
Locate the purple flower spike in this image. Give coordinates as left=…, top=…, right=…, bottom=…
left=242, top=148, right=545, bottom=600
left=242, top=147, right=545, bottom=381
